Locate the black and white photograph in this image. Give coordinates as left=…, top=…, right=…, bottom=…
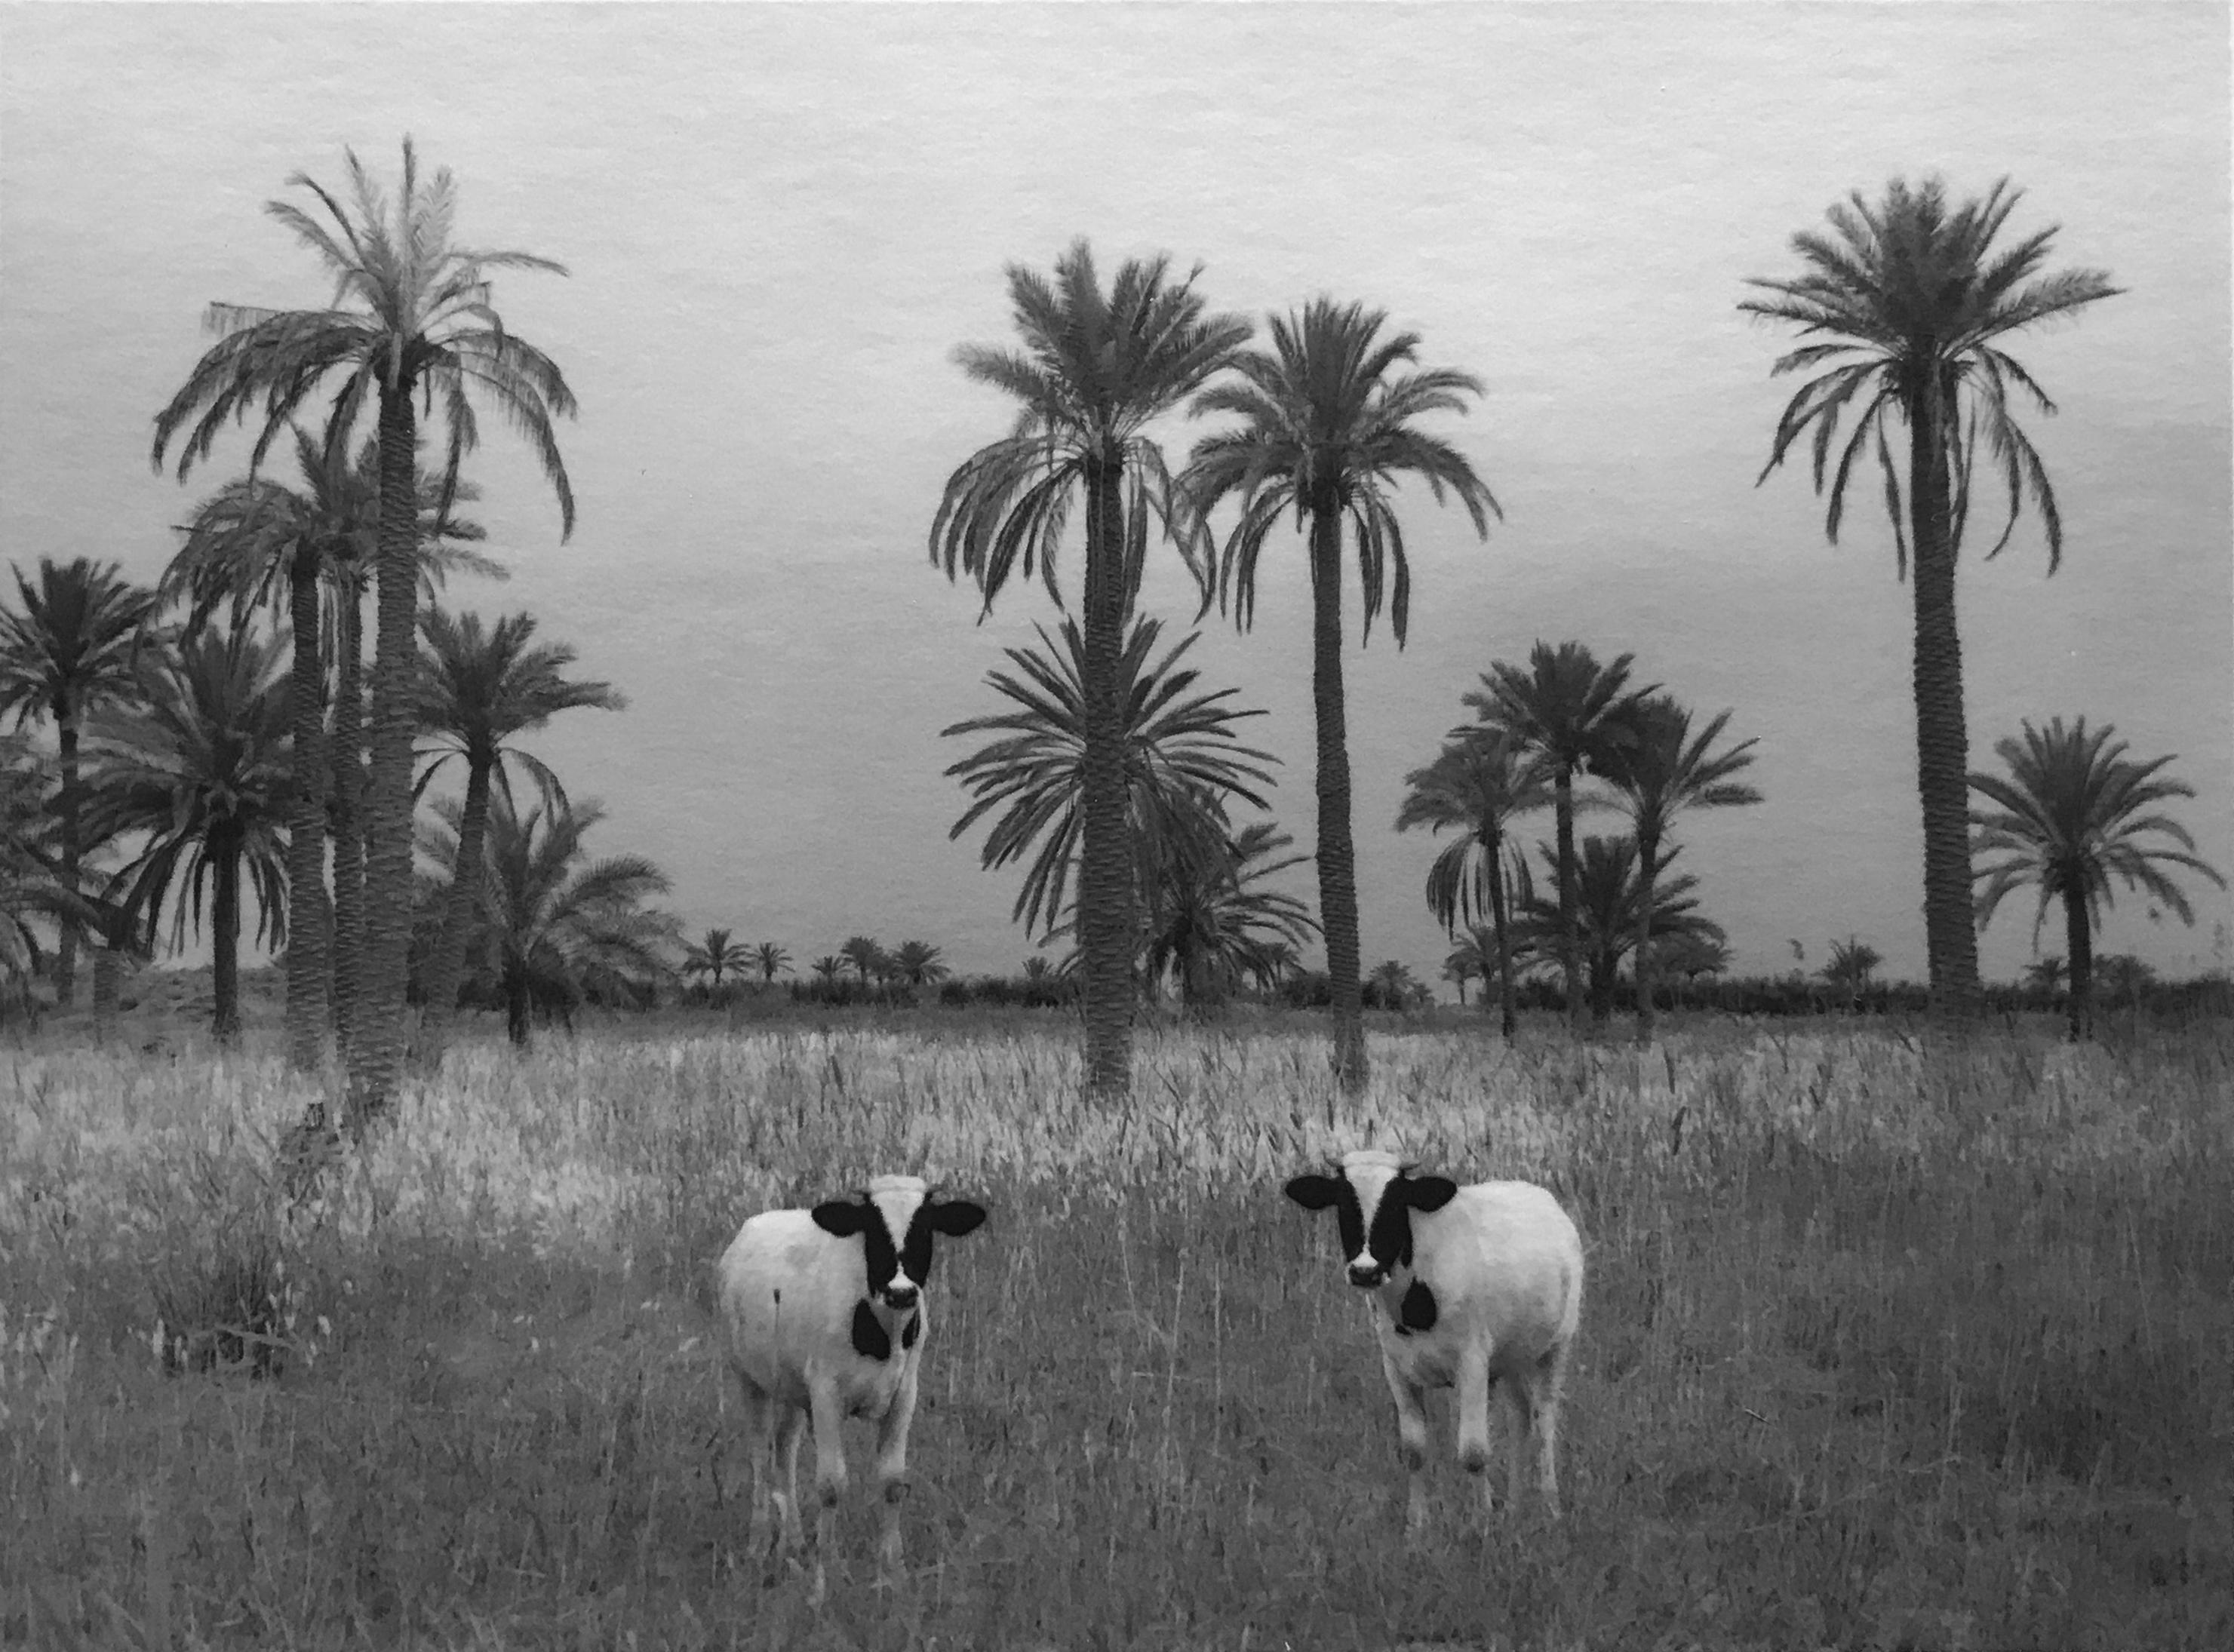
left=2, top=2, right=2229, bottom=1647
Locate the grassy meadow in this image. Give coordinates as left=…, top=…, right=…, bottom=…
left=2, top=1009, right=2230, bottom=1650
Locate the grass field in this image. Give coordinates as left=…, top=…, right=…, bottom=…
left=3, top=1010, right=2229, bottom=1650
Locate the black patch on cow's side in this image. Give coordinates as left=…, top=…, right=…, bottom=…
left=1399, top=1279, right=1439, bottom=1334
left=851, top=1299, right=892, bottom=1362
left=899, top=1310, right=920, bottom=1350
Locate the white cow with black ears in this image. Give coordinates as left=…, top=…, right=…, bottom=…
left=1285, top=1148, right=1583, bottom=1534
left=714, top=1175, right=986, bottom=1590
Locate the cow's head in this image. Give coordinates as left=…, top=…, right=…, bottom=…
left=812, top=1175, right=987, bottom=1311
left=1284, top=1149, right=1457, bottom=1288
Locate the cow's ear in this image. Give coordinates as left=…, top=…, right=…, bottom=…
left=1403, top=1175, right=1459, bottom=1213
left=1284, top=1173, right=1344, bottom=1211
left=928, top=1198, right=987, bottom=1237
left=812, top=1196, right=871, bottom=1236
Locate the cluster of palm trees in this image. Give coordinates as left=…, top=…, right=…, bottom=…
left=1397, top=640, right=1762, bottom=1042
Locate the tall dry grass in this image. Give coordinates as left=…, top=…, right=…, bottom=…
left=3, top=1018, right=2229, bottom=1649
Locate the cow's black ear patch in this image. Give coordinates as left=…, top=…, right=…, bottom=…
left=929, top=1199, right=987, bottom=1237
left=814, top=1198, right=873, bottom=1237
left=1285, top=1173, right=1344, bottom=1211
left=851, top=1299, right=892, bottom=1361
left=1405, top=1175, right=1460, bottom=1213
left=900, top=1310, right=921, bottom=1350
left=1400, top=1279, right=1439, bottom=1333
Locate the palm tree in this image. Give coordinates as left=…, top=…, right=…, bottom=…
left=1513, top=835, right=1726, bottom=1026
left=2021, top=955, right=2067, bottom=999
left=1394, top=730, right=1551, bottom=1039
left=892, top=940, right=948, bottom=990
left=78, top=627, right=292, bottom=1040
left=932, top=239, right=1251, bottom=1099
left=1443, top=929, right=1500, bottom=1014
left=1742, top=176, right=2121, bottom=1019
left=1970, top=717, right=2223, bottom=1039
left=1139, top=819, right=1319, bottom=1012
left=2094, top=953, right=2156, bottom=1013
left=682, top=926, right=754, bottom=992
left=1365, top=959, right=1426, bottom=1012
left=752, top=941, right=790, bottom=986
left=0, top=558, right=161, bottom=1008
left=413, top=608, right=620, bottom=1045
left=1465, top=642, right=1649, bottom=1030
left=1598, top=695, right=1762, bottom=1042
left=152, top=137, right=577, bottom=1130
left=1820, top=935, right=1884, bottom=1010
left=810, top=956, right=843, bottom=990
left=421, top=791, right=673, bottom=1046
left=942, top=614, right=1281, bottom=946
left=1184, top=297, right=1500, bottom=1093
left=0, top=734, right=144, bottom=1021
left=838, top=935, right=886, bottom=990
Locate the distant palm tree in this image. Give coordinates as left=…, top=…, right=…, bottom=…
left=1513, top=835, right=1725, bottom=1025
left=0, top=557, right=161, bottom=1009
left=810, top=956, right=843, bottom=988
left=933, top=238, right=1251, bottom=1100
left=1653, top=931, right=1732, bottom=1002
left=682, top=927, right=754, bottom=991
left=1440, top=941, right=1484, bottom=1009
left=752, top=941, right=790, bottom=985
left=1743, top=176, right=2121, bottom=1018
left=1598, top=695, right=1761, bottom=1042
left=2093, top=953, right=2156, bottom=1013
left=1365, top=959, right=1427, bottom=1012
left=1185, top=297, right=1500, bottom=1093
left=1394, top=730, right=1550, bottom=1039
left=152, top=137, right=577, bottom=1128
left=1970, top=716, right=2223, bottom=1038
left=943, top=614, right=1280, bottom=944
left=2021, top=955, right=2067, bottom=997
left=838, top=935, right=886, bottom=989
left=413, top=608, right=621, bottom=1043
left=79, top=627, right=292, bottom=1040
left=892, top=940, right=948, bottom=990
left=1467, top=642, right=1649, bottom=1030
left=0, top=735, right=143, bottom=1017
left=1820, top=935, right=1884, bottom=1010
left=1139, top=819, right=1319, bottom=1011
left=421, top=791, right=673, bottom=1047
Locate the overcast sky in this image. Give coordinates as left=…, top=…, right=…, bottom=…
left=3, top=2, right=2228, bottom=991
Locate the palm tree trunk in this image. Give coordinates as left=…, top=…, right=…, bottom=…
left=1487, top=833, right=1517, bottom=1040
left=1308, top=504, right=1367, bottom=1095
left=212, top=833, right=241, bottom=1043
left=2063, top=886, right=2093, bottom=1042
left=1908, top=382, right=1981, bottom=1020
left=506, top=975, right=532, bottom=1047
left=330, top=579, right=366, bottom=1053
left=1075, top=456, right=1136, bottom=1101
left=1633, top=828, right=1660, bottom=1046
left=344, top=388, right=422, bottom=1133
left=91, top=944, right=121, bottom=1042
left=419, top=754, right=494, bottom=1049
left=1554, top=766, right=1582, bottom=1032
left=283, top=551, right=331, bottom=1071
left=54, top=708, right=80, bottom=1009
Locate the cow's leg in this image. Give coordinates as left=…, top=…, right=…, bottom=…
left=1455, top=1346, right=1498, bottom=1518
left=1378, top=1347, right=1433, bottom=1542
left=1501, top=1365, right=1537, bottom=1515
left=1535, top=1340, right=1572, bottom=1518
left=871, top=1360, right=920, bottom=1582
left=732, top=1371, right=775, bottom=1556
left=806, top=1380, right=849, bottom=1604
left=773, top=1402, right=809, bottom=1554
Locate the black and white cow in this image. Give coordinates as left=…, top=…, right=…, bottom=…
left=1285, top=1148, right=1583, bottom=1532
left=714, top=1175, right=987, bottom=1590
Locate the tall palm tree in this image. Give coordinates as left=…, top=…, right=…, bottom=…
left=682, top=927, right=754, bottom=991
left=942, top=614, right=1281, bottom=945
left=1394, top=730, right=1551, bottom=1039
left=1742, top=176, right=2121, bottom=1019
left=152, top=137, right=576, bottom=1131
left=1465, top=641, right=1648, bottom=1031
left=420, top=791, right=674, bottom=1047
left=1185, top=298, right=1500, bottom=1093
left=1138, top=818, right=1319, bottom=1012
left=162, top=422, right=372, bottom=1068
left=1512, top=834, right=1725, bottom=1026
left=413, top=607, right=620, bottom=1046
left=0, top=558, right=161, bottom=1008
left=752, top=941, right=790, bottom=986
left=78, top=627, right=292, bottom=1041
left=0, top=734, right=143, bottom=1018
left=892, top=940, right=949, bottom=990
left=1970, top=716, right=2223, bottom=1039
left=1598, top=695, right=1762, bottom=1043
left=932, top=239, right=1251, bottom=1099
